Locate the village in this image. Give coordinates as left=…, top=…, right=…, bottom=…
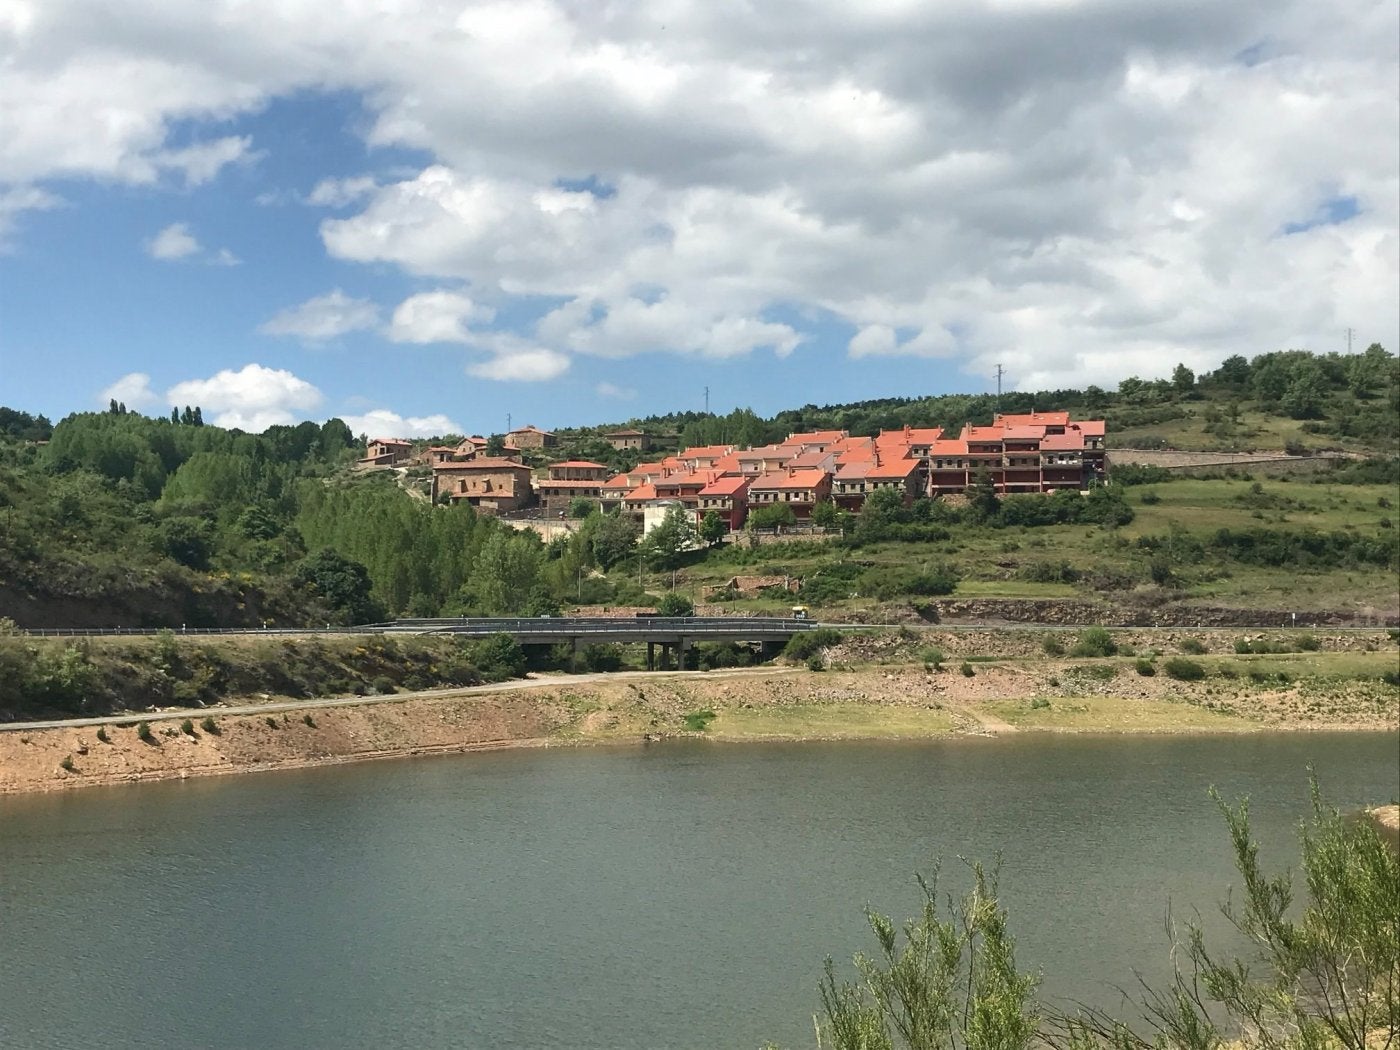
left=356, top=412, right=1108, bottom=533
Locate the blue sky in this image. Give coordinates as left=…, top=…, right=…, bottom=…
left=0, top=1, right=1394, bottom=437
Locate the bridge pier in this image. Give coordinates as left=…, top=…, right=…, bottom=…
left=678, top=635, right=689, bottom=671
left=647, top=642, right=655, bottom=671
left=571, top=636, right=580, bottom=672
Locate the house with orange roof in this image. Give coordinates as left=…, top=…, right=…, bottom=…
left=505, top=424, right=557, bottom=450
left=358, top=437, right=413, bottom=469
left=734, top=444, right=796, bottom=475
left=866, top=450, right=923, bottom=502
left=697, top=474, right=752, bottom=531
left=605, top=427, right=651, bottom=451
left=779, top=429, right=847, bottom=453
left=430, top=458, right=534, bottom=513
left=535, top=460, right=611, bottom=514
left=677, top=444, right=735, bottom=469
left=748, top=467, right=832, bottom=522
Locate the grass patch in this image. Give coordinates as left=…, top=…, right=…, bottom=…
left=985, top=695, right=1254, bottom=731
left=708, top=703, right=956, bottom=740
left=682, top=709, right=716, bottom=732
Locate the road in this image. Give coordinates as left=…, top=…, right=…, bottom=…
left=0, top=665, right=803, bottom=733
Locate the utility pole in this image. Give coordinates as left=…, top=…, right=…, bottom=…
left=995, top=364, right=1005, bottom=409
left=704, top=386, right=710, bottom=415
left=1346, top=327, right=1354, bottom=354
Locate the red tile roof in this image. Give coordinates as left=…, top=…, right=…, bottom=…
left=680, top=444, right=735, bottom=459
left=624, top=482, right=659, bottom=501
left=698, top=475, right=752, bottom=497
left=536, top=479, right=606, bottom=489
left=1039, top=432, right=1085, bottom=451
left=750, top=468, right=830, bottom=491
left=601, top=475, right=637, bottom=491
left=929, top=439, right=969, bottom=455
left=369, top=437, right=412, bottom=447
left=780, top=429, right=846, bottom=446
left=1070, top=419, right=1106, bottom=436
left=995, top=412, right=1070, bottom=427
left=551, top=460, right=608, bottom=469
left=867, top=455, right=920, bottom=479
left=432, top=458, right=532, bottom=472
left=1000, top=425, right=1047, bottom=440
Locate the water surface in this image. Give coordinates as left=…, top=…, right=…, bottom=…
left=2, top=732, right=1396, bottom=1049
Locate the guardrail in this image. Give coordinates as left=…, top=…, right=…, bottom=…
left=17, top=616, right=820, bottom=638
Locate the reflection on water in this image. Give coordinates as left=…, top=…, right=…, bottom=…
left=1, top=732, right=1395, bottom=1049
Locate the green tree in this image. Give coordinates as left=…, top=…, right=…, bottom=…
left=698, top=509, right=727, bottom=547
left=292, top=548, right=381, bottom=624
left=967, top=468, right=1001, bottom=524
left=568, top=496, right=598, bottom=519
left=588, top=511, right=641, bottom=570
left=486, top=434, right=507, bottom=456
left=655, top=592, right=694, bottom=616
left=812, top=499, right=839, bottom=530
left=748, top=503, right=798, bottom=531
left=473, top=531, right=544, bottom=615
left=644, top=504, right=696, bottom=570
left=1171, top=363, right=1195, bottom=394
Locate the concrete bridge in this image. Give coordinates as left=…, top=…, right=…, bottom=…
left=379, top=616, right=819, bottom=669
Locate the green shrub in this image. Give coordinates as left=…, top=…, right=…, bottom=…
left=179, top=718, right=195, bottom=736
left=302, top=713, right=316, bottom=727
left=806, top=652, right=826, bottom=672
left=1294, top=634, right=1321, bottom=651
left=784, top=628, right=842, bottom=662
left=579, top=644, right=624, bottom=672
left=1180, top=637, right=1208, bottom=655
left=136, top=721, right=155, bottom=744
left=371, top=675, right=396, bottom=695
left=264, top=716, right=278, bottom=729
left=1029, top=697, right=1050, bottom=710
left=683, top=709, right=716, bottom=731
left=654, top=592, right=695, bottom=616
left=1041, top=636, right=1065, bottom=657
left=200, top=716, right=219, bottom=735
left=1163, top=657, right=1206, bottom=681
left=95, top=727, right=110, bottom=743
left=1135, top=658, right=1156, bottom=676
left=960, top=661, right=974, bottom=677
left=1381, top=670, right=1399, bottom=687
left=59, top=755, right=75, bottom=772
left=921, top=647, right=945, bottom=671
left=1070, top=627, right=1117, bottom=658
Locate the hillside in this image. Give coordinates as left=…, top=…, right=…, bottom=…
left=0, top=345, right=1395, bottom=630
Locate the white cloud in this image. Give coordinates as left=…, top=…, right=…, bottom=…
left=0, top=184, right=60, bottom=245
left=594, top=381, right=636, bottom=399
left=388, top=290, right=493, bottom=344
left=260, top=289, right=380, bottom=342
left=306, top=176, right=378, bottom=208
left=166, top=363, right=323, bottom=432
left=467, top=346, right=571, bottom=382
left=210, top=247, right=241, bottom=266
left=337, top=408, right=464, bottom=439
left=146, top=222, right=200, bottom=260
left=97, top=372, right=159, bottom=410
left=3, top=0, right=1397, bottom=387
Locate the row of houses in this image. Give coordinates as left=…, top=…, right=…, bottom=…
left=357, top=425, right=655, bottom=469
left=404, top=411, right=1106, bottom=526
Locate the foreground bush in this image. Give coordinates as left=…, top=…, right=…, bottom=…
left=780, top=780, right=1399, bottom=1050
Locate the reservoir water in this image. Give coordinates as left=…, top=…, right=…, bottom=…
left=2, top=732, right=1396, bottom=1049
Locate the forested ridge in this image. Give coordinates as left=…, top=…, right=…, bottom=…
left=0, top=345, right=1395, bottom=629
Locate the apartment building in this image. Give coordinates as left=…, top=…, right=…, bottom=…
left=430, top=458, right=534, bottom=513
left=535, top=460, right=609, bottom=514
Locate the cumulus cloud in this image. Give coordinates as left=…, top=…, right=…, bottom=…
left=166, top=363, right=323, bottom=431
left=146, top=222, right=200, bottom=260
left=0, top=184, right=60, bottom=245
left=467, top=345, right=570, bottom=382
left=97, top=371, right=159, bottom=410
left=337, top=408, right=464, bottom=439
left=306, top=176, right=379, bottom=208
left=594, top=381, right=636, bottom=399
left=260, top=289, right=380, bottom=342
left=6, top=0, right=1398, bottom=387
left=388, top=290, right=493, bottom=344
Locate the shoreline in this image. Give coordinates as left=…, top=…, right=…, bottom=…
left=3, top=664, right=1396, bottom=796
